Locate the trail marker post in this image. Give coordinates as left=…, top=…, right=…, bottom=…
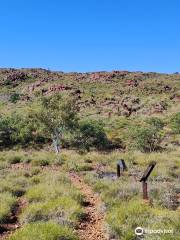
left=117, top=159, right=127, bottom=178
left=140, top=162, right=156, bottom=200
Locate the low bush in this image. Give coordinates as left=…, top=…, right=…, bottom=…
left=130, top=126, right=162, bottom=152
left=31, top=158, right=50, bottom=166
left=146, top=117, right=164, bottom=130
left=10, top=93, right=21, bottom=103
left=74, top=120, right=110, bottom=151
left=7, top=155, right=22, bottom=164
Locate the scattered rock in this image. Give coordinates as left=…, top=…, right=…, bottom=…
left=120, top=96, right=141, bottom=116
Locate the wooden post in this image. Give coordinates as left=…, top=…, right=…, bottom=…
left=140, top=162, right=156, bottom=201
left=117, top=164, right=121, bottom=177
left=142, top=181, right=148, bottom=200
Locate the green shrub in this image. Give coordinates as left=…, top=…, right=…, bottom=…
left=10, top=93, right=21, bottom=103
left=7, top=155, right=22, bottom=164
left=146, top=117, right=164, bottom=130
left=0, top=116, right=13, bottom=147
left=170, top=112, right=180, bottom=134
left=130, top=126, right=162, bottom=152
left=0, top=112, right=46, bottom=147
left=0, top=192, right=16, bottom=223
left=31, top=152, right=57, bottom=166
left=74, top=120, right=109, bottom=151
left=9, top=222, right=78, bottom=240
left=31, top=158, right=50, bottom=166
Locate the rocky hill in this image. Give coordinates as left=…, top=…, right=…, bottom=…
left=0, top=68, right=179, bottom=119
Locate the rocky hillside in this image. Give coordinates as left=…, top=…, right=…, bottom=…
left=0, top=68, right=179, bottom=119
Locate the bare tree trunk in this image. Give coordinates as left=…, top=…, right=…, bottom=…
left=52, top=130, right=61, bottom=154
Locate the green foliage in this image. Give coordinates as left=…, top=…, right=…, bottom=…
left=0, top=116, right=13, bottom=147
left=74, top=120, right=109, bottom=151
left=130, top=126, right=162, bottom=152
left=170, top=112, right=180, bottom=134
left=146, top=117, right=164, bottom=130
left=36, top=94, right=79, bottom=135
left=0, top=171, right=29, bottom=197
left=106, top=199, right=180, bottom=240
left=0, top=113, right=46, bottom=147
left=10, top=93, right=21, bottom=103
left=106, top=199, right=152, bottom=239
left=7, top=154, right=22, bottom=164
left=31, top=158, right=50, bottom=166
left=20, top=197, right=83, bottom=225
left=9, top=222, right=78, bottom=240
left=0, top=192, right=16, bottom=223
left=25, top=172, right=84, bottom=205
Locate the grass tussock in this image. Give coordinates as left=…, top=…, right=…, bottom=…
left=9, top=221, right=78, bottom=240
left=22, top=172, right=84, bottom=226
left=0, top=192, right=16, bottom=223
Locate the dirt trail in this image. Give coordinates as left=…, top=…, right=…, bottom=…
left=2, top=164, right=107, bottom=240
left=69, top=172, right=106, bottom=240
left=0, top=198, right=27, bottom=240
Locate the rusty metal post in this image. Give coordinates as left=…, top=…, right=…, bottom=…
left=142, top=181, right=148, bottom=200
left=117, top=164, right=121, bottom=178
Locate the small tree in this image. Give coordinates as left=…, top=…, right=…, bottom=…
left=34, top=94, right=79, bottom=153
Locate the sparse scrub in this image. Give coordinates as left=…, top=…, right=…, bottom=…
left=0, top=69, right=179, bottom=240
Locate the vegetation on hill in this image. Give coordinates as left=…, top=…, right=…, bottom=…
left=0, top=68, right=179, bottom=240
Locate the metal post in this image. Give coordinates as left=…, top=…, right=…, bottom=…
left=142, top=181, right=148, bottom=200
left=117, top=164, right=121, bottom=178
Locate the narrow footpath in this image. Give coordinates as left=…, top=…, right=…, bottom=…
left=69, top=172, right=106, bottom=240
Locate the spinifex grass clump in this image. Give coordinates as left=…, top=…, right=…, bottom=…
left=9, top=222, right=78, bottom=240
left=106, top=199, right=180, bottom=240
left=0, top=170, right=29, bottom=197
left=0, top=192, right=16, bottom=223
left=0, top=69, right=179, bottom=240
left=81, top=149, right=180, bottom=240
left=20, top=197, right=83, bottom=226
left=20, top=172, right=85, bottom=226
